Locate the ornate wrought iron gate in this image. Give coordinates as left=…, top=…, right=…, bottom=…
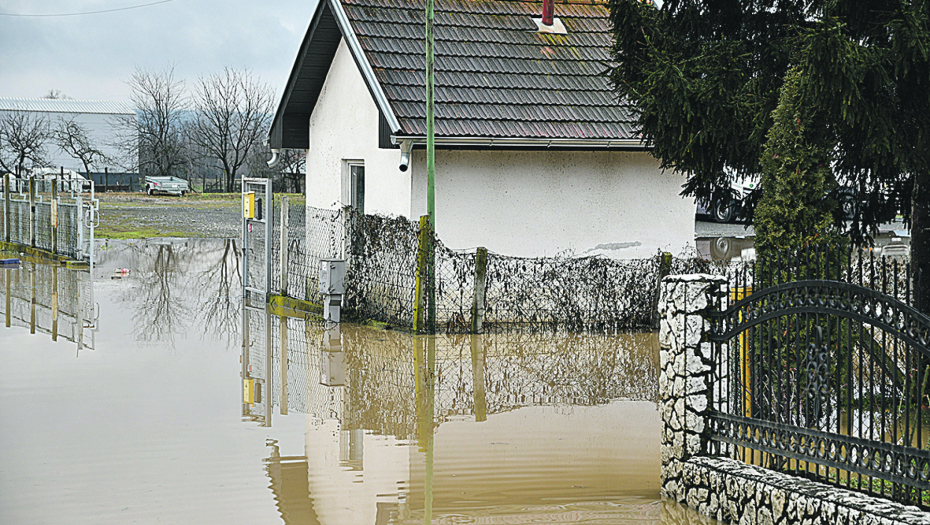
left=707, top=278, right=930, bottom=508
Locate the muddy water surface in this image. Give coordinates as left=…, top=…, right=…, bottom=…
left=1, top=239, right=719, bottom=524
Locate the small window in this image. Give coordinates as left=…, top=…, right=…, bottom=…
left=343, top=161, right=365, bottom=215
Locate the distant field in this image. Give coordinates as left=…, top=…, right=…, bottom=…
left=95, top=192, right=304, bottom=239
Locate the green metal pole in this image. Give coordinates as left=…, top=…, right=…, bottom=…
left=425, top=0, right=437, bottom=332
left=426, top=0, right=435, bottom=224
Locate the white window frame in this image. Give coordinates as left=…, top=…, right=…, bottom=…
left=342, top=160, right=365, bottom=215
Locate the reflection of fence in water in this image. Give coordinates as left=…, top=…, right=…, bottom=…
left=0, top=261, right=95, bottom=350
left=253, top=317, right=659, bottom=439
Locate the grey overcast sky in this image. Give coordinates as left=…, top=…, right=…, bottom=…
left=0, top=0, right=320, bottom=102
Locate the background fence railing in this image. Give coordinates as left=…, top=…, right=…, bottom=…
left=1, top=175, right=97, bottom=262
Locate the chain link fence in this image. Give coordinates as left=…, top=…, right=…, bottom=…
left=1, top=177, right=96, bottom=261
left=268, top=204, right=747, bottom=334
left=271, top=202, right=344, bottom=304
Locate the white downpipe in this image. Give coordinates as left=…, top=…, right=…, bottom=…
left=267, top=149, right=281, bottom=168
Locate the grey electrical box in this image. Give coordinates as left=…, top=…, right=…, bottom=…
left=319, top=259, right=346, bottom=295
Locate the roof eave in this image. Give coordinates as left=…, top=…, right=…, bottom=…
left=392, top=136, right=649, bottom=150
left=327, top=0, right=400, bottom=133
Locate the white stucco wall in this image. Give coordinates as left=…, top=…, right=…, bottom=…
left=306, top=39, right=411, bottom=215
left=306, top=40, right=694, bottom=259
left=410, top=149, right=694, bottom=258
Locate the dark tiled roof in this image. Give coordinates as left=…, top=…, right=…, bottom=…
left=344, top=0, right=635, bottom=140
left=269, top=0, right=638, bottom=148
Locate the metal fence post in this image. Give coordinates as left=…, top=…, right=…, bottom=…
left=28, top=176, right=36, bottom=247
left=265, top=178, right=272, bottom=297
left=280, top=195, right=289, bottom=296
left=51, top=178, right=58, bottom=255
left=75, top=188, right=84, bottom=260
left=470, top=247, right=488, bottom=333
left=3, top=173, right=9, bottom=243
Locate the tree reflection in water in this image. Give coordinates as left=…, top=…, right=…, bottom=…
left=195, top=239, right=241, bottom=345
left=111, top=239, right=241, bottom=347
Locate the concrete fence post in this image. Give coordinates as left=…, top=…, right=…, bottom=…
left=652, top=251, right=673, bottom=329
left=657, top=274, right=725, bottom=503
left=470, top=247, right=488, bottom=333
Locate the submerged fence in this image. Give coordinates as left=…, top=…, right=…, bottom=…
left=266, top=201, right=921, bottom=337
left=0, top=175, right=97, bottom=262
left=268, top=203, right=743, bottom=333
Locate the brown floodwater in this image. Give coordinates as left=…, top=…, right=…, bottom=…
left=1, top=238, right=720, bottom=524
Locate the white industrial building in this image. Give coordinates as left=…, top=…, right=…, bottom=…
left=0, top=97, right=137, bottom=188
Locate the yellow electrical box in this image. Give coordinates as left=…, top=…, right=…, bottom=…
left=244, top=378, right=255, bottom=404
left=730, top=287, right=753, bottom=417
left=244, top=192, right=255, bottom=219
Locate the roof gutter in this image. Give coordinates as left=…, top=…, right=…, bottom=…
left=328, top=0, right=401, bottom=133
left=392, top=136, right=648, bottom=149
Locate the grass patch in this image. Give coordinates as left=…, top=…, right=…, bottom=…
left=96, top=225, right=189, bottom=239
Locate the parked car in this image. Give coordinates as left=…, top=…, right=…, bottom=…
left=695, top=176, right=759, bottom=223
left=145, top=176, right=189, bottom=196
left=696, top=236, right=755, bottom=262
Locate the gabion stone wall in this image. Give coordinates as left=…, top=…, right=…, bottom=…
left=658, top=274, right=724, bottom=501
left=682, top=457, right=930, bottom=525
left=657, top=274, right=930, bottom=525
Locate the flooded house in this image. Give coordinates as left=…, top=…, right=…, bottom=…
left=268, top=0, right=694, bottom=259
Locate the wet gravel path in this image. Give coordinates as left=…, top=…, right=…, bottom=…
left=98, top=193, right=242, bottom=239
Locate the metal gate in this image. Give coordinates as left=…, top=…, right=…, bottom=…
left=241, top=178, right=273, bottom=426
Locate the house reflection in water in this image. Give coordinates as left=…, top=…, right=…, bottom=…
left=0, top=257, right=96, bottom=353
left=240, top=301, right=698, bottom=524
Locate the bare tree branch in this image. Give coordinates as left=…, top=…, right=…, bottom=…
left=53, top=118, right=110, bottom=178
left=191, top=67, right=273, bottom=192
left=0, top=110, right=52, bottom=176
left=114, top=66, right=190, bottom=181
